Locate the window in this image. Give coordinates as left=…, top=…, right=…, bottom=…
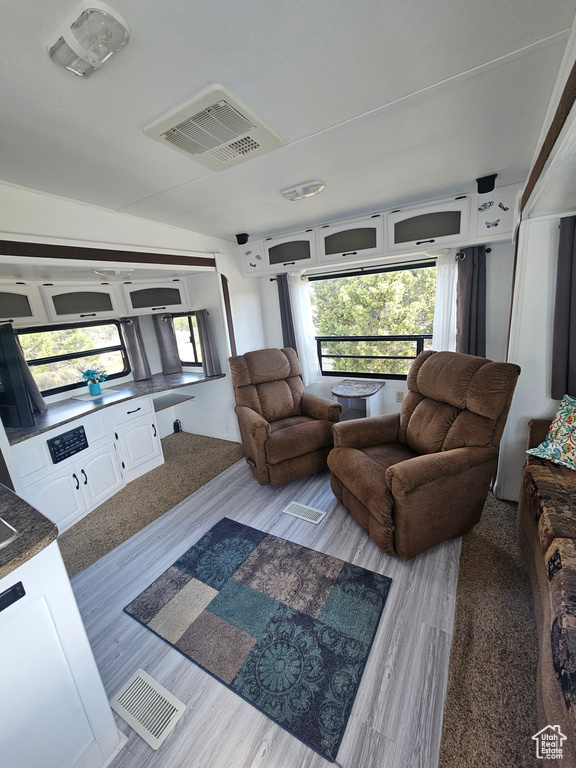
left=173, top=313, right=202, bottom=367
left=309, top=262, right=435, bottom=378
left=18, top=320, right=130, bottom=395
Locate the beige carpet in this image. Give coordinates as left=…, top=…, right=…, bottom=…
left=438, top=494, right=540, bottom=767
left=59, top=432, right=243, bottom=577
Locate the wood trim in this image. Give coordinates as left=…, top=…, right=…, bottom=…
left=220, top=274, right=237, bottom=357
left=522, top=56, right=576, bottom=211
left=0, top=239, right=216, bottom=269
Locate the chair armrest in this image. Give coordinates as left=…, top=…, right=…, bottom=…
left=332, top=412, right=400, bottom=449
left=234, top=406, right=271, bottom=444
left=386, top=446, right=497, bottom=494
left=301, top=392, right=342, bottom=422
left=527, top=418, right=552, bottom=450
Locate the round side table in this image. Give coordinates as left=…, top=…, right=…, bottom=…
left=331, top=380, right=385, bottom=420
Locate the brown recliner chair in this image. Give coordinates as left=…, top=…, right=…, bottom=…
left=229, top=347, right=342, bottom=486
left=328, top=350, right=520, bottom=560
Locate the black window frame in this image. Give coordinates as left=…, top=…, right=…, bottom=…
left=17, top=319, right=131, bottom=396
left=172, top=311, right=202, bottom=368
left=309, top=260, right=436, bottom=380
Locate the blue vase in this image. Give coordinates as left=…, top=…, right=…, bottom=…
left=88, top=382, right=102, bottom=396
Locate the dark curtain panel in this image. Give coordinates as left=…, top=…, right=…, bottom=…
left=196, top=309, right=222, bottom=377
left=15, top=336, right=47, bottom=413
left=120, top=317, right=152, bottom=380
left=277, top=273, right=297, bottom=352
left=456, top=246, right=487, bottom=357
left=153, top=315, right=183, bottom=375
left=552, top=216, right=576, bottom=399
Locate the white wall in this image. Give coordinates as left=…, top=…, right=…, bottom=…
left=495, top=217, right=561, bottom=500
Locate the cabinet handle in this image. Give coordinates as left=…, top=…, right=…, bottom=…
left=152, top=424, right=157, bottom=437
left=282, top=262, right=296, bottom=266
left=80, top=313, right=97, bottom=317
left=415, top=239, right=435, bottom=245
left=151, top=306, right=167, bottom=311
left=342, top=251, right=357, bottom=257
left=81, top=469, right=88, bottom=485
left=126, top=407, right=141, bottom=414
left=115, top=432, right=118, bottom=440
left=73, top=473, right=80, bottom=490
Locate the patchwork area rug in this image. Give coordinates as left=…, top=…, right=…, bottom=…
left=124, top=517, right=392, bottom=761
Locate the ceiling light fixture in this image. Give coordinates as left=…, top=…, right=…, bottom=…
left=93, top=268, right=134, bottom=277
left=49, top=6, right=130, bottom=77
left=281, top=181, right=326, bottom=202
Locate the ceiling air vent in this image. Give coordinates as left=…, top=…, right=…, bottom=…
left=143, top=84, right=284, bottom=171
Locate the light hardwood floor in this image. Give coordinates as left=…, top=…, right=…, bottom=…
left=71, top=460, right=461, bottom=768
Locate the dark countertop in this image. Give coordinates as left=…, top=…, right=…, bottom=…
left=5, top=372, right=226, bottom=445
left=0, top=483, right=58, bottom=581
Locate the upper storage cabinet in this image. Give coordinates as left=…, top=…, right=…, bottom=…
left=0, top=282, right=48, bottom=326
left=386, top=197, right=471, bottom=253
left=264, top=231, right=317, bottom=273
left=317, top=215, right=383, bottom=264
left=240, top=241, right=265, bottom=277
left=122, top=279, right=190, bottom=314
left=41, top=284, right=123, bottom=323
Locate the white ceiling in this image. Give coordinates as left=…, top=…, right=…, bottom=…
left=1, top=0, right=575, bottom=243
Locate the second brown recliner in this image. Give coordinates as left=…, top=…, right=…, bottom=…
left=328, top=349, right=520, bottom=560
left=229, top=347, right=342, bottom=486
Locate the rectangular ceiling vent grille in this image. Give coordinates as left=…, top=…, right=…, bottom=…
left=282, top=501, right=327, bottom=524
left=144, top=85, right=284, bottom=171
left=110, top=668, right=186, bottom=750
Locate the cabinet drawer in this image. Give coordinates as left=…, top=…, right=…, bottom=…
left=109, top=396, right=153, bottom=427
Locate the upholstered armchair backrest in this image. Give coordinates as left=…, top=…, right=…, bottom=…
left=399, top=350, right=520, bottom=455
left=229, top=347, right=305, bottom=423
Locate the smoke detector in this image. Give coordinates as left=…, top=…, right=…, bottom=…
left=143, top=84, right=284, bottom=171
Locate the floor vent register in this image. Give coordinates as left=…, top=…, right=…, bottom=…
left=110, top=668, right=186, bottom=750
left=282, top=501, right=327, bottom=524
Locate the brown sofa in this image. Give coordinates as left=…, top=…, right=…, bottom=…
left=229, top=347, right=342, bottom=486
left=328, top=349, right=520, bottom=559
left=519, top=418, right=576, bottom=765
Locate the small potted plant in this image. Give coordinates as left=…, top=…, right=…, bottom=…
left=80, top=367, right=108, bottom=396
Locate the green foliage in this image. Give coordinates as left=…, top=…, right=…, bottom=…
left=310, top=266, right=436, bottom=375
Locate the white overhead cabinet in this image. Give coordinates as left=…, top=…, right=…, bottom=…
left=386, top=196, right=471, bottom=253
left=122, top=279, right=190, bottom=314
left=317, top=215, right=384, bottom=264
left=474, top=183, right=519, bottom=238
left=0, top=282, right=48, bottom=326
left=264, top=231, right=317, bottom=272
left=240, top=241, right=265, bottom=277
left=41, top=284, right=124, bottom=323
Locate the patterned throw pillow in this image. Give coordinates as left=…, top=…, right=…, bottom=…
left=527, top=394, right=576, bottom=471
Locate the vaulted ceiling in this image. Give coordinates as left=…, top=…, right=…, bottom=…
left=2, top=0, right=575, bottom=242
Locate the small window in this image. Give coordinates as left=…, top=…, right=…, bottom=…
left=172, top=313, right=202, bottom=367
left=18, top=320, right=130, bottom=395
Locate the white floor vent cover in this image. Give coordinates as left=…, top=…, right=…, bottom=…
left=282, top=501, right=327, bottom=524
left=110, top=669, right=186, bottom=750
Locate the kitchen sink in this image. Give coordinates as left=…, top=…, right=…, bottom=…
left=0, top=518, right=19, bottom=550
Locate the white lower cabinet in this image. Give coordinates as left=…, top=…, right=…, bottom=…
left=0, top=542, right=123, bottom=768
left=115, top=417, right=163, bottom=483
left=25, top=442, right=123, bottom=531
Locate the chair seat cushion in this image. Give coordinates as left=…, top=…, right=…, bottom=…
left=266, top=417, right=334, bottom=465
left=524, top=455, right=576, bottom=553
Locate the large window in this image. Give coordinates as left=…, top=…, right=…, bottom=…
left=173, top=312, right=202, bottom=367
left=309, top=262, right=435, bottom=378
left=18, top=320, right=130, bottom=395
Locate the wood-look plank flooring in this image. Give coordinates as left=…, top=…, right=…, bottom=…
left=71, top=460, right=461, bottom=768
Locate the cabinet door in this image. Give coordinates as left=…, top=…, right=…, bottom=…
left=0, top=282, right=48, bottom=326
left=240, top=241, right=265, bottom=276
left=78, top=444, right=124, bottom=508
left=24, top=469, right=86, bottom=532
left=116, top=418, right=163, bottom=483
left=122, top=279, right=190, bottom=314
left=41, top=284, right=123, bottom=322
left=386, top=197, right=470, bottom=253
left=318, top=215, right=383, bottom=263
left=264, top=231, right=317, bottom=272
